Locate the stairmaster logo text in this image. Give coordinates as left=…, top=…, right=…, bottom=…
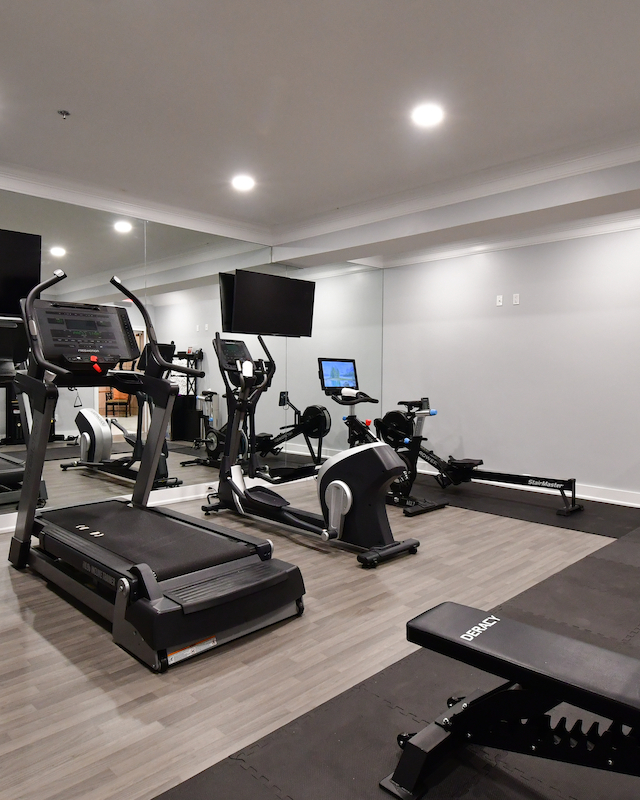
left=460, top=615, right=500, bottom=641
left=527, top=479, right=563, bottom=489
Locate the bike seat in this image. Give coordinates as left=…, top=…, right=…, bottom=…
left=448, top=457, right=483, bottom=469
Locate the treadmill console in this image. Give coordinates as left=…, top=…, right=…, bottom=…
left=32, top=299, right=140, bottom=372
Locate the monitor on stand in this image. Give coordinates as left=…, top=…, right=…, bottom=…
left=318, top=358, right=358, bottom=395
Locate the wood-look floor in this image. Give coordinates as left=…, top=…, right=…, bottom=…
left=0, top=454, right=611, bottom=800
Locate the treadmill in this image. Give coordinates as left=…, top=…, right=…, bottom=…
left=0, top=315, right=47, bottom=508
left=8, top=270, right=305, bottom=672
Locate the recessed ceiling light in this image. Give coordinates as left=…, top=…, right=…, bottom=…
left=114, top=220, right=133, bottom=233
left=50, top=246, right=66, bottom=257
left=411, top=102, right=445, bottom=128
left=231, top=174, right=256, bottom=192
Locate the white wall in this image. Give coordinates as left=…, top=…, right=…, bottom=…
left=285, top=269, right=383, bottom=453
left=149, top=228, right=640, bottom=503
left=381, top=229, right=640, bottom=500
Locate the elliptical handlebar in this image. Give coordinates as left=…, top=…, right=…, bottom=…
left=23, top=269, right=73, bottom=378
left=110, top=276, right=204, bottom=379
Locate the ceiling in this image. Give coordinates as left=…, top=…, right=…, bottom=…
left=3, top=1, right=640, bottom=272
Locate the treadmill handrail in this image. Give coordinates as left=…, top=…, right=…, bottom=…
left=110, top=276, right=205, bottom=380
left=23, top=269, right=73, bottom=378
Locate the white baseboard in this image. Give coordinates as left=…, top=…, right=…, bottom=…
left=413, top=463, right=640, bottom=508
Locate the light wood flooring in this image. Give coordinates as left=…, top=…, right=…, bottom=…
left=0, top=454, right=612, bottom=800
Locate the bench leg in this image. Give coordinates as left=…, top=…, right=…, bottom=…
left=382, top=681, right=640, bottom=798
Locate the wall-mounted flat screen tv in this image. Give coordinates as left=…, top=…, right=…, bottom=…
left=220, top=270, right=315, bottom=337
left=0, top=229, right=42, bottom=316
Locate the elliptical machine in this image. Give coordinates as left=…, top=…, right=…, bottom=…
left=203, top=334, right=419, bottom=567
left=60, top=343, right=181, bottom=489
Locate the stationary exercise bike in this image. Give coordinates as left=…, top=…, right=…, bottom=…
left=317, top=359, right=446, bottom=516
left=374, top=398, right=448, bottom=516
left=203, top=335, right=420, bottom=567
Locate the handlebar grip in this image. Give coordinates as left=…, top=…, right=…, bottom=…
left=110, top=276, right=203, bottom=377
left=24, top=270, right=73, bottom=378
left=170, top=363, right=206, bottom=378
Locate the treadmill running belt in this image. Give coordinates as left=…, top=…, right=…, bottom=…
left=39, top=500, right=251, bottom=581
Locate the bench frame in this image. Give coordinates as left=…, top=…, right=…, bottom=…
left=380, top=602, right=640, bottom=799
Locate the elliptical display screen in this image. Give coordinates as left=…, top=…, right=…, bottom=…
left=216, top=338, right=253, bottom=370
left=318, top=358, right=358, bottom=393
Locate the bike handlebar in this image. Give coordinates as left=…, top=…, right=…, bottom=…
left=330, top=389, right=379, bottom=406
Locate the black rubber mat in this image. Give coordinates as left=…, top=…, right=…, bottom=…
left=412, top=474, right=640, bottom=537
left=154, top=532, right=640, bottom=800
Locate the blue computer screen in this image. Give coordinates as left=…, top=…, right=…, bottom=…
left=318, top=358, right=358, bottom=390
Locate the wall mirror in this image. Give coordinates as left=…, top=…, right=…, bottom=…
left=0, top=187, right=384, bottom=513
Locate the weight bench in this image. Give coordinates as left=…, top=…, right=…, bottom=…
left=381, top=602, right=640, bottom=799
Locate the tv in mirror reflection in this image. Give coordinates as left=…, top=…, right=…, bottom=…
left=0, top=228, right=41, bottom=316
left=220, top=270, right=315, bottom=337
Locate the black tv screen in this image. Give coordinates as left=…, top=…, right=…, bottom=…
left=220, top=270, right=315, bottom=337
left=0, top=229, right=41, bottom=316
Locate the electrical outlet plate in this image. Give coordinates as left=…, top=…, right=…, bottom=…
left=513, top=294, right=520, bottom=305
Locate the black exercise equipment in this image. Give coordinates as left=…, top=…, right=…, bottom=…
left=203, top=334, right=419, bottom=567
left=252, top=391, right=331, bottom=483
left=0, top=316, right=47, bottom=508
left=180, top=390, right=233, bottom=468
left=60, top=343, right=182, bottom=489
left=317, top=360, right=445, bottom=517
left=408, top=402, right=583, bottom=516
left=381, top=601, right=640, bottom=799
left=374, top=398, right=448, bottom=516
left=8, top=270, right=305, bottom=671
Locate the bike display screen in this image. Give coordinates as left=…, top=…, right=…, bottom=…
left=318, top=358, right=358, bottom=392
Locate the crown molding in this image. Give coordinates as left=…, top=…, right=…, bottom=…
left=362, top=208, right=640, bottom=269
left=49, top=241, right=272, bottom=303
left=0, top=162, right=272, bottom=245
left=271, top=130, right=640, bottom=244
